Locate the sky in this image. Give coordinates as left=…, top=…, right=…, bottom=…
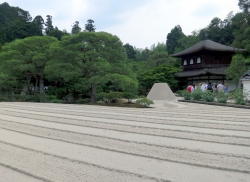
left=1, top=0, right=241, bottom=49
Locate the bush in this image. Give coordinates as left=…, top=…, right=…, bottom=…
left=97, top=100, right=105, bottom=104
left=50, top=99, right=63, bottom=103
left=216, top=91, right=228, bottom=103
left=202, top=91, right=214, bottom=102
left=135, top=98, right=154, bottom=107
left=46, top=95, right=57, bottom=102
left=175, top=90, right=183, bottom=96
left=231, top=89, right=247, bottom=105
left=191, top=88, right=203, bottom=101
left=106, top=92, right=123, bottom=103
left=75, top=98, right=90, bottom=104
left=97, top=92, right=108, bottom=102
left=18, top=95, right=35, bottom=102
left=182, top=90, right=191, bottom=100
left=122, top=92, right=136, bottom=103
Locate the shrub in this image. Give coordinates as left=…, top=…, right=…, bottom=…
left=97, top=100, right=105, bottom=104
left=50, top=99, right=63, bottom=103
left=106, top=92, right=123, bottom=103
left=231, top=89, right=247, bottom=105
left=175, top=90, right=183, bottom=96
left=33, top=94, right=40, bottom=102
left=75, top=98, right=90, bottom=104
left=202, top=91, right=214, bottom=102
left=46, top=95, right=57, bottom=102
left=122, top=92, right=136, bottom=103
left=97, top=92, right=108, bottom=102
left=19, top=95, right=35, bottom=102
left=216, top=91, right=228, bottom=103
left=182, top=90, right=191, bottom=100
left=135, top=98, right=154, bottom=107
left=191, top=88, right=203, bottom=101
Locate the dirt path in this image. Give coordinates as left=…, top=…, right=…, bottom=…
left=0, top=102, right=250, bottom=182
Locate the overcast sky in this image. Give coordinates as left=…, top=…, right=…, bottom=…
left=1, top=0, right=241, bottom=49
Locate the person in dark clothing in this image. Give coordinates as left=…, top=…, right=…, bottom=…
left=207, top=82, right=213, bottom=92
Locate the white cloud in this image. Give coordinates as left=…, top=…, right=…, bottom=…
left=102, top=0, right=240, bottom=49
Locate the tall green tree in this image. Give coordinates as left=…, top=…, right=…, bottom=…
left=238, top=0, right=250, bottom=15
left=71, top=21, right=81, bottom=35
left=45, top=15, right=54, bottom=35
left=47, top=32, right=137, bottom=103
left=175, top=31, right=200, bottom=53
left=33, top=15, right=45, bottom=35
left=145, top=52, right=177, bottom=69
left=137, top=65, right=181, bottom=91
left=226, top=54, right=247, bottom=82
left=198, top=12, right=235, bottom=45
left=85, top=19, right=96, bottom=32
left=123, top=43, right=136, bottom=60
left=0, top=36, right=58, bottom=102
left=166, top=25, right=185, bottom=54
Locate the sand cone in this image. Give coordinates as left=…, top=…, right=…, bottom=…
left=147, top=83, right=177, bottom=101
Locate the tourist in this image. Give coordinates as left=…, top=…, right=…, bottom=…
left=213, top=83, right=217, bottom=93
left=187, top=84, right=193, bottom=93
left=224, top=84, right=229, bottom=94
left=217, top=83, right=224, bottom=92
left=201, top=82, right=207, bottom=92
left=207, top=82, right=213, bottom=92
left=191, top=84, right=196, bottom=92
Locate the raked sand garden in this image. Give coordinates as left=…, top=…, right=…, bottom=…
left=0, top=101, right=250, bottom=182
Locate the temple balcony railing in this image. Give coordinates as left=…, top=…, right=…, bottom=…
left=183, top=64, right=230, bottom=70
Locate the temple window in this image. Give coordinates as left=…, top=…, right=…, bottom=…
left=183, top=60, right=187, bottom=65
left=197, top=57, right=201, bottom=63
left=190, top=59, right=194, bottom=64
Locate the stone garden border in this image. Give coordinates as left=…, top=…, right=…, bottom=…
left=178, top=99, right=250, bottom=109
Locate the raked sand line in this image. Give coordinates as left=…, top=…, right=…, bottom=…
left=1, top=130, right=250, bottom=182
left=0, top=141, right=163, bottom=182
left=0, top=121, right=250, bottom=173
left=1, top=117, right=249, bottom=156
left=1, top=115, right=249, bottom=156
left=0, top=165, right=43, bottom=182
left=2, top=106, right=250, bottom=131
left=1, top=103, right=250, bottom=121
left=0, top=112, right=249, bottom=146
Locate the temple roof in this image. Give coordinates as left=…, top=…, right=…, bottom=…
left=171, top=40, right=245, bottom=57
left=241, top=70, right=250, bottom=81
left=176, top=67, right=227, bottom=77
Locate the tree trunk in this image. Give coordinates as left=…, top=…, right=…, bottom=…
left=39, top=76, right=46, bottom=103
left=20, top=75, right=31, bottom=96
left=90, top=82, right=97, bottom=103
left=35, top=76, right=39, bottom=92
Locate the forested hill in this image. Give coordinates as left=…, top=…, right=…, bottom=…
left=0, top=2, right=42, bottom=44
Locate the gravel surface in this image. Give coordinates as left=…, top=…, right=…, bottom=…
left=0, top=102, right=250, bottom=182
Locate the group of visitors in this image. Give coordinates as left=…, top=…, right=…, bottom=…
left=187, top=82, right=228, bottom=93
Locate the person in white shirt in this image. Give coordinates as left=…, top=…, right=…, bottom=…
left=217, top=83, right=224, bottom=92
left=191, top=84, right=195, bottom=92
left=201, top=82, right=207, bottom=92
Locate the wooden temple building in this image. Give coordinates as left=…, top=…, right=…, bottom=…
left=171, top=40, right=245, bottom=90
